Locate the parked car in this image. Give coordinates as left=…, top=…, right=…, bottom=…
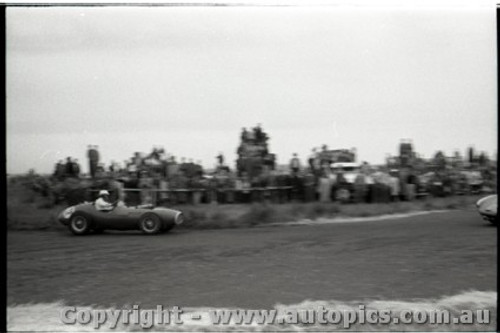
left=330, top=162, right=361, bottom=183
left=476, top=195, right=497, bottom=224
left=330, top=162, right=361, bottom=201
left=58, top=202, right=184, bottom=235
left=463, top=170, right=484, bottom=194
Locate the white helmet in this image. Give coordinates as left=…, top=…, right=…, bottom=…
left=98, top=190, right=110, bottom=197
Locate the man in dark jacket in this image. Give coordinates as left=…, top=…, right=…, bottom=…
left=65, top=157, right=74, bottom=177
left=88, top=145, right=100, bottom=179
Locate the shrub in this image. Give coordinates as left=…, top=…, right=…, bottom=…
left=423, top=199, right=436, bottom=211
left=240, top=203, right=277, bottom=226
left=288, top=203, right=304, bottom=219
left=21, top=192, right=36, bottom=204
left=306, top=203, right=327, bottom=220
left=327, top=203, right=341, bottom=215
left=36, top=199, right=55, bottom=209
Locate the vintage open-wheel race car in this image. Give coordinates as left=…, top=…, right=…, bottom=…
left=58, top=202, right=184, bottom=235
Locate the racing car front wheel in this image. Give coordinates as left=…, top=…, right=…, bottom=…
left=69, top=214, right=91, bottom=235
left=140, top=214, right=162, bottom=234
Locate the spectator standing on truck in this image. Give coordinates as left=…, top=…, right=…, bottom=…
left=254, top=123, right=267, bottom=144
left=308, top=148, right=317, bottom=171
left=65, top=157, right=74, bottom=177
left=290, top=153, right=301, bottom=175
left=241, top=127, right=249, bottom=142
left=320, top=145, right=331, bottom=166
left=87, top=145, right=100, bottom=179
left=217, top=152, right=225, bottom=167
left=73, top=159, right=81, bottom=178
left=54, top=160, right=65, bottom=181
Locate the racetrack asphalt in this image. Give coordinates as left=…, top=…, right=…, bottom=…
left=7, top=209, right=497, bottom=308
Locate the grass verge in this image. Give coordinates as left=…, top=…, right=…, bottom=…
left=172, top=195, right=481, bottom=230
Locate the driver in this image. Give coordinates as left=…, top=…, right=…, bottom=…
left=95, top=190, right=117, bottom=211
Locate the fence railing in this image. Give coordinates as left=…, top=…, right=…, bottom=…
left=85, top=184, right=486, bottom=206
left=87, top=186, right=295, bottom=205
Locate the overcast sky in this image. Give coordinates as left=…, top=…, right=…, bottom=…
left=6, top=3, right=497, bottom=175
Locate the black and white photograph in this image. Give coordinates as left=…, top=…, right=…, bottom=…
left=6, top=0, right=497, bottom=331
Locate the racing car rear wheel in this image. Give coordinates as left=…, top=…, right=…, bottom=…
left=140, top=214, right=162, bottom=234
left=69, top=214, right=91, bottom=235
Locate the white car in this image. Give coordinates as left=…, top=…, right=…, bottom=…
left=330, top=162, right=361, bottom=184
left=476, top=195, right=497, bottom=224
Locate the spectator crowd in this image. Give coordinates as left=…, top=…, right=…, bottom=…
left=44, top=129, right=496, bottom=207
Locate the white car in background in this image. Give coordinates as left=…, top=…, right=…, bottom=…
left=330, top=162, right=362, bottom=201
left=476, top=195, right=497, bottom=225
left=330, top=162, right=361, bottom=184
